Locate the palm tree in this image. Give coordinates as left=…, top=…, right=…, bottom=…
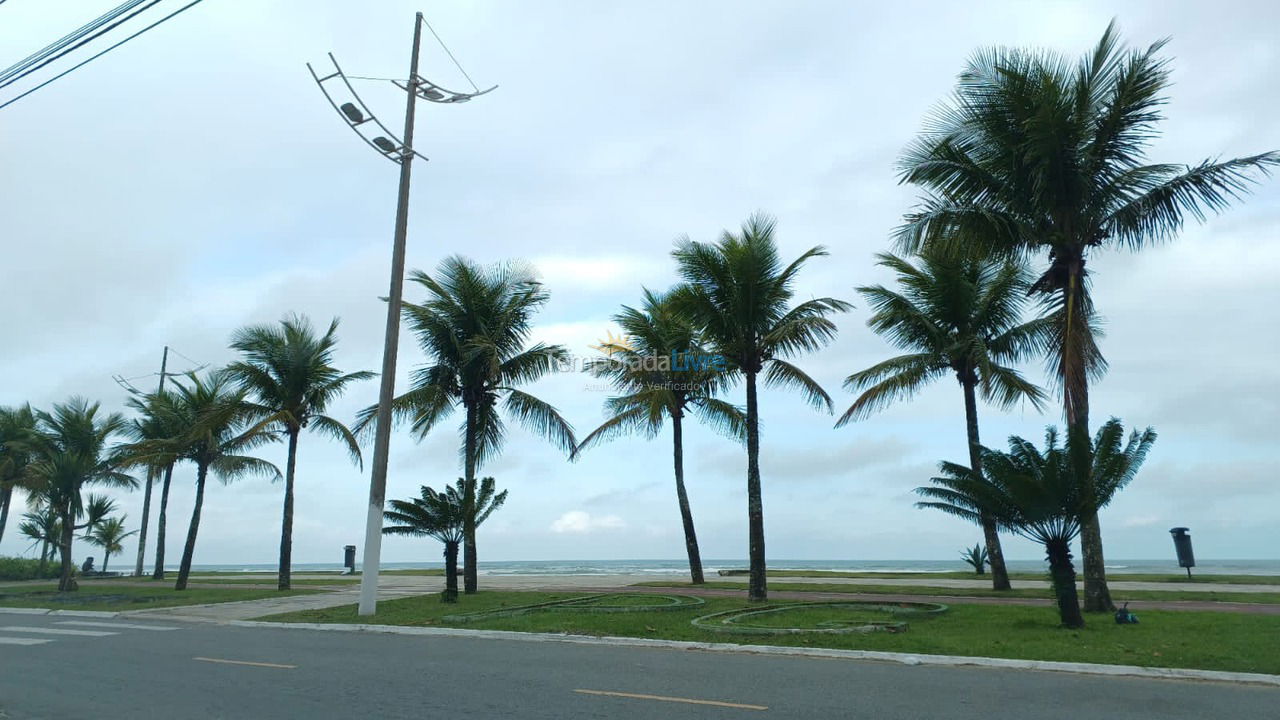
left=671, top=213, right=851, bottom=601
left=28, top=398, right=135, bottom=591
left=357, top=257, right=575, bottom=594
left=0, top=404, right=38, bottom=544
left=836, top=251, right=1049, bottom=591
left=18, top=506, right=61, bottom=574
left=124, top=390, right=185, bottom=579
left=168, top=371, right=280, bottom=591
left=896, top=22, right=1277, bottom=611
left=83, top=515, right=137, bottom=574
left=383, top=477, right=507, bottom=602
left=916, top=419, right=1156, bottom=627
left=227, top=314, right=373, bottom=590
left=573, top=288, right=744, bottom=584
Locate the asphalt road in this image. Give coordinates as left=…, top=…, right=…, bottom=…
left=1, top=612, right=1275, bottom=719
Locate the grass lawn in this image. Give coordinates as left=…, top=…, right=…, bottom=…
left=260, top=590, right=1280, bottom=675
left=723, top=569, right=1280, bottom=585
left=637, top=581, right=1280, bottom=605
left=0, top=582, right=320, bottom=611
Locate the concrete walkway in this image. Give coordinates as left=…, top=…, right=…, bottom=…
left=709, top=575, right=1280, bottom=593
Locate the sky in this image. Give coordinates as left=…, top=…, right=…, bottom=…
left=1, top=0, right=1277, bottom=568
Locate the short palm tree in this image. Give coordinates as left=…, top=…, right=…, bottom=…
left=168, top=371, right=281, bottom=590
left=82, top=515, right=137, bottom=574
left=18, top=506, right=61, bottom=574
left=897, top=22, right=1277, bottom=611
left=28, top=398, right=135, bottom=590
left=917, top=419, right=1156, bottom=627
left=573, top=288, right=745, bottom=584
left=383, top=477, right=507, bottom=602
left=671, top=213, right=851, bottom=601
left=124, top=390, right=185, bottom=579
left=960, top=543, right=988, bottom=576
left=227, top=314, right=373, bottom=590
left=0, top=404, right=39, bottom=544
left=357, top=256, right=575, bottom=594
left=836, top=251, right=1049, bottom=590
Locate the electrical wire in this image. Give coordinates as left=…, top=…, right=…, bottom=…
left=422, top=16, right=480, bottom=93
left=0, top=0, right=148, bottom=85
left=0, top=0, right=164, bottom=92
left=0, top=0, right=207, bottom=111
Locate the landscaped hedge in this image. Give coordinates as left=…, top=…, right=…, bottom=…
left=0, top=556, right=63, bottom=581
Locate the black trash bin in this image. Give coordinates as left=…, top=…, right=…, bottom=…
left=1169, top=527, right=1195, bottom=579
left=343, top=545, right=357, bottom=574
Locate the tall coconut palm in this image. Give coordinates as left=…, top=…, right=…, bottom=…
left=28, top=398, right=135, bottom=591
left=227, top=314, right=373, bottom=590
left=82, top=515, right=137, bottom=574
left=383, top=477, right=507, bottom=602
left=836, top=251, right=1050, bottom=590
left=0, top=404, right=39, bottom=544
left=573, top=288, right=745, bottom=584
left=123, top=390, right=186, bottom=579
left=356, top=257, right=575, bottom=594
left=916, top=419, right=1156, bottom=627
left=168, top=371, right=280, bottom=591
left=896, top=22, right=1277, bottom=610
left=671, top=213, right=851, bottom=601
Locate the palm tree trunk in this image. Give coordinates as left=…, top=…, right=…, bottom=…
left=133, top=467, right=155, bottom=577
left=1061, top=259, right=1111, bottom=613
left=152, top=463, right=174, bottom=580
left=278, top=429, right=299, bottom=591
left=671, top=411, right=704, bottom=584
left=175, top=464, right=207, bottom=591
left=442, top=540, right=459, bottom=603
left=57, top=504, right=75, bottom=592
left=39, top=536, right=50, bottom=573
left=0, top=485, right=11, bottom=544
left=961, top=375, right=1011, bottom=591
left=1045, top=537, right=1084, bottom=628
left=745, top=370, right=766, bottom=602
left=462, top=402, right=479, bottom=595
left=102, top=550, right=111, bottom=574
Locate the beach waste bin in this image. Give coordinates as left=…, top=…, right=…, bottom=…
left=343, top=544, right=357, bottom=573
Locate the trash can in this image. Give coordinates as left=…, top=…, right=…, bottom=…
left=1169, top=527, right=1195, bottom=579
left=343, top=545, right=357, bottom=574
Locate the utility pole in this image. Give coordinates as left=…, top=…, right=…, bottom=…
left=358, top=13, right=424, bottom=616
left=133, top=345, right=169, bottom=576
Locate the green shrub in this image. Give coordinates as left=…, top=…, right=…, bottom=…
left=0, top=556, right=63, bottom=581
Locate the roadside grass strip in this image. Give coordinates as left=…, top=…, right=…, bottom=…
left=691, top=601, right=949, bottom=635
left=443, top=593, right=705, bottom=623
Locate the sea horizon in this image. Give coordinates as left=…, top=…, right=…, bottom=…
left=177, top=558, right=1280, bottom=576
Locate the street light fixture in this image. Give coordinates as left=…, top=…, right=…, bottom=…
left=307, top=12, right=494, bottom=616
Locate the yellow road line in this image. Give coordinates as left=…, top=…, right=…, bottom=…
left=193, top=657, right=297, bottom=669
left=574, top=689, right=767, bottom=711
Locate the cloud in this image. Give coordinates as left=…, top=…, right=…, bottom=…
left=550, top=511, right=627, bottom=534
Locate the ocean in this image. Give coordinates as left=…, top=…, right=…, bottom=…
left=186, top=558, right=1280, bottom=576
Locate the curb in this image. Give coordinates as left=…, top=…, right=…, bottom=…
left=227, top=618, right=1280, bottom=688
left=0, top=608, right=121, bottom=618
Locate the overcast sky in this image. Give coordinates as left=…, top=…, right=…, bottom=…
left=1, top=1, right=1277, bottom=568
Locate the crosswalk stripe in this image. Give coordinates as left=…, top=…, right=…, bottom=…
left=0, top=636, right=54, bottom=646
left=55, top=621, right=179, bottom=631
left=0, top=626, right=118, bottom=637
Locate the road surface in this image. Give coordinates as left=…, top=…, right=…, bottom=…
left=2, top=612, right=1274, bottom=719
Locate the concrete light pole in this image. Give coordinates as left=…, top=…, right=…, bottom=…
left=307, top=13, right=495, bottom=616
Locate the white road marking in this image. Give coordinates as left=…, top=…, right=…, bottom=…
left=0, top=626, right=118, bottom=637
left=55, top=621, right=179, bottom=631
left=0, top=636, right=54, bottom=646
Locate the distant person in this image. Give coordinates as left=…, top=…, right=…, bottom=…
left=81, top=557, right=96, bottom=575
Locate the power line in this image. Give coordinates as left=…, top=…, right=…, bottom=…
left=0, top=0, right=164, bottom=92
left=0, top=0, right=149, bottom=85
left=0, top=0, right=208, bottom=112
